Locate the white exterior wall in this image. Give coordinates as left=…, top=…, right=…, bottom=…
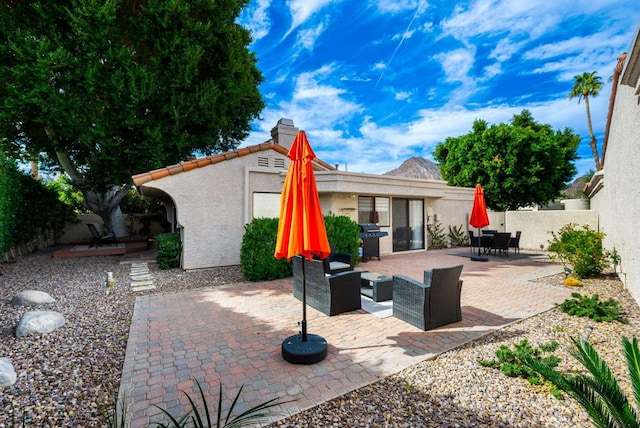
left=599, top=56, right=640, bottom=295
left=142, top=151, right=290, bottom=269
left=505, top=210, right=599, bottom=250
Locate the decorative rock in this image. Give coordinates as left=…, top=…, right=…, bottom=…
left=0, top=357, right=17, bottom=387
left=11, top=290, right=55, bottom=307
left=15, top=311, right=66, bottom=337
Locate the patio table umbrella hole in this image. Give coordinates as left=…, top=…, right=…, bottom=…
left=274, top=131, right=331, bottom=364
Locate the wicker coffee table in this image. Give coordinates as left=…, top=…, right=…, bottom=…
left=360, top=271, right=393, bottom=302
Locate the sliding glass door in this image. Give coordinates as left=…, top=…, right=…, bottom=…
left=392, top=198, right=424, bottom=252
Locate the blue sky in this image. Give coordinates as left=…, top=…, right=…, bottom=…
left=238, top=0, right=640, bottom=179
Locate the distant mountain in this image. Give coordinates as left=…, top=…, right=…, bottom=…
left=564, top=174, right=592, bottom=198
left=383, top=157, right=442, bottom=180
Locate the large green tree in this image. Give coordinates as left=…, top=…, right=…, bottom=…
left=0, top=0, right=264, bottom=236
left=434, top=110, right=579, bottom=211
left=569, top=71, right=603, bottom=171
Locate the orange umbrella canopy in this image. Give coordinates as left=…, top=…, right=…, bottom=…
left=469, top=184, right=490, bottom=229
left=274, top=131, right=331, bottom=261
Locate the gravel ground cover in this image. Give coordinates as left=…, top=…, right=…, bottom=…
left=0, top=250, right=638, bottom=427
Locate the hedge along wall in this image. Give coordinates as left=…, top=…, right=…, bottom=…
left=0, top=157, right=75, bottom=261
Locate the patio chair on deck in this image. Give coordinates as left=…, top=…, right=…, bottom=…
left=392, top=264, right=464, bottom=330
left=87, top=223, right=118, bottom=248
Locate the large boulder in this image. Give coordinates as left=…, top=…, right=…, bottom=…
left=0, top=358, right=17, bottom=387
left=11, top=290, right=55, bottom=307
left=15, top=311, right=65, bottom=337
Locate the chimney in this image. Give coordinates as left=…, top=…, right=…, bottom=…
left=271, top=118, right=298, bottom=149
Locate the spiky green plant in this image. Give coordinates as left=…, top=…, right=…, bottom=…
left=153, top=379, right=282, bottom=428
left=521, top=336, right=640, bottom=428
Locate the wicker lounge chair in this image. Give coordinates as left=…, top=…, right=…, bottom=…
left=321, top=244, right=354, bottom=274
left=392, top=264, right=463, bottom=330
left=292, top=257, right=361, bottom=316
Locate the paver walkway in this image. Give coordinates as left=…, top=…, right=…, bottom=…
left=118, top=249, right=573, bottom=427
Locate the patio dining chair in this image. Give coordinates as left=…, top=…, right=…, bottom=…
left=489, top=232, right=511, bottom=256
left=509, top=231, right=522, bottom=255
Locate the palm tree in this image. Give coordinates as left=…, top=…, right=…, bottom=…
left=522, top=336, right=640, bottom=428
left=570, top=71, right=604, bottom=171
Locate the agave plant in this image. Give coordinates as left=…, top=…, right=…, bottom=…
left=153, top=379, right=282, bottom=428
left=521, top=336, right=640, bottom=428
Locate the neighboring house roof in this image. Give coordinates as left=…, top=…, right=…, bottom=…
left=132, top=141, right=336, bottom=187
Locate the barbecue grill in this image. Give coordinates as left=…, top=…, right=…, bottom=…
left=359, top=223, right=389, bottom=261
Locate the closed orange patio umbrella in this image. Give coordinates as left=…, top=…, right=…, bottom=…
left=274, top=131, right=331, bottom=364
left=469, top=184, right=490, bottom=260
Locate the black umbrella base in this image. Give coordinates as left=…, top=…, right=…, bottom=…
left=471, top=256, right=489, bottom=262
left=282, top=333, right=328, bottom=364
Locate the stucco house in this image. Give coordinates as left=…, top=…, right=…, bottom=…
left=587, top=24, right=640, bottom=303
left=132, top=118, right=475, bottom=270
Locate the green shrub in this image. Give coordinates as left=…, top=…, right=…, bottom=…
left=240, top=215, right=359, bottom=281
left=156, top=232, right=182, bottom=270
left=559, top=292, right=628, bottom=323
left=548, top=223, right=607, bottom=279
left=240, top=218, right=292, bottom=281
left=0, top=157, right=76, bottom=254
left=448, top=224, right=468, bottom=247
left=522, top=337, right=640, bottom=428
left=478, top=339, right=562, bottom=397
left=324, top=214, right=360, bottom=264
left=427, top=221, right=448, bottom=249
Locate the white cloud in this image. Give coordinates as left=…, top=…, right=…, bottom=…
left=239, top=0, right=272, bottom=41
left=286, top=0, right=336, bottom=36
left=295, top=22, right=325, bottom=51
left=395, top=91, right=412, bottom=100
left=374, top=0, right=427, bottom=14
left=530, top=33, right=630, bottom=60
left=392, top=29, right=415, bottom=41
left=435, top=48, right=475, bottom=83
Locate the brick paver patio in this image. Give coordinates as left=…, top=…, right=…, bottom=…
left=118, top=249, right=572, bottom=426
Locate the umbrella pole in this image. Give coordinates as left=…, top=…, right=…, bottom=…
left=281, top=255, right=327, bottom=364
left=301, top=255, right=308, bottom=342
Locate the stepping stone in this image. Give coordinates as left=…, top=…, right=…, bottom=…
left=131, top=262, right=148, bottom=268
left=131, top=285, right=156, bottom=291
left=131, top=280, right=154, bottom=287
left=130, top=274, right=153, bottom=281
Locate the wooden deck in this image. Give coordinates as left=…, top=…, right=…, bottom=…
left=53, top=240, right=149, bottom=258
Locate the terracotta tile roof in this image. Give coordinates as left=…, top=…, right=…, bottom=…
left=132, top=141, right=335, bottom=187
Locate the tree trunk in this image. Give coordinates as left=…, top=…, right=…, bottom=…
left=54, top=149, right=130, bottom=237
left=82, top=186, right=131, bottom=237
left=584, top=96, right=602, bottom=171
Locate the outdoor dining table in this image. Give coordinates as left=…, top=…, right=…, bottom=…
left=482, top=232, right=512, bottom=256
